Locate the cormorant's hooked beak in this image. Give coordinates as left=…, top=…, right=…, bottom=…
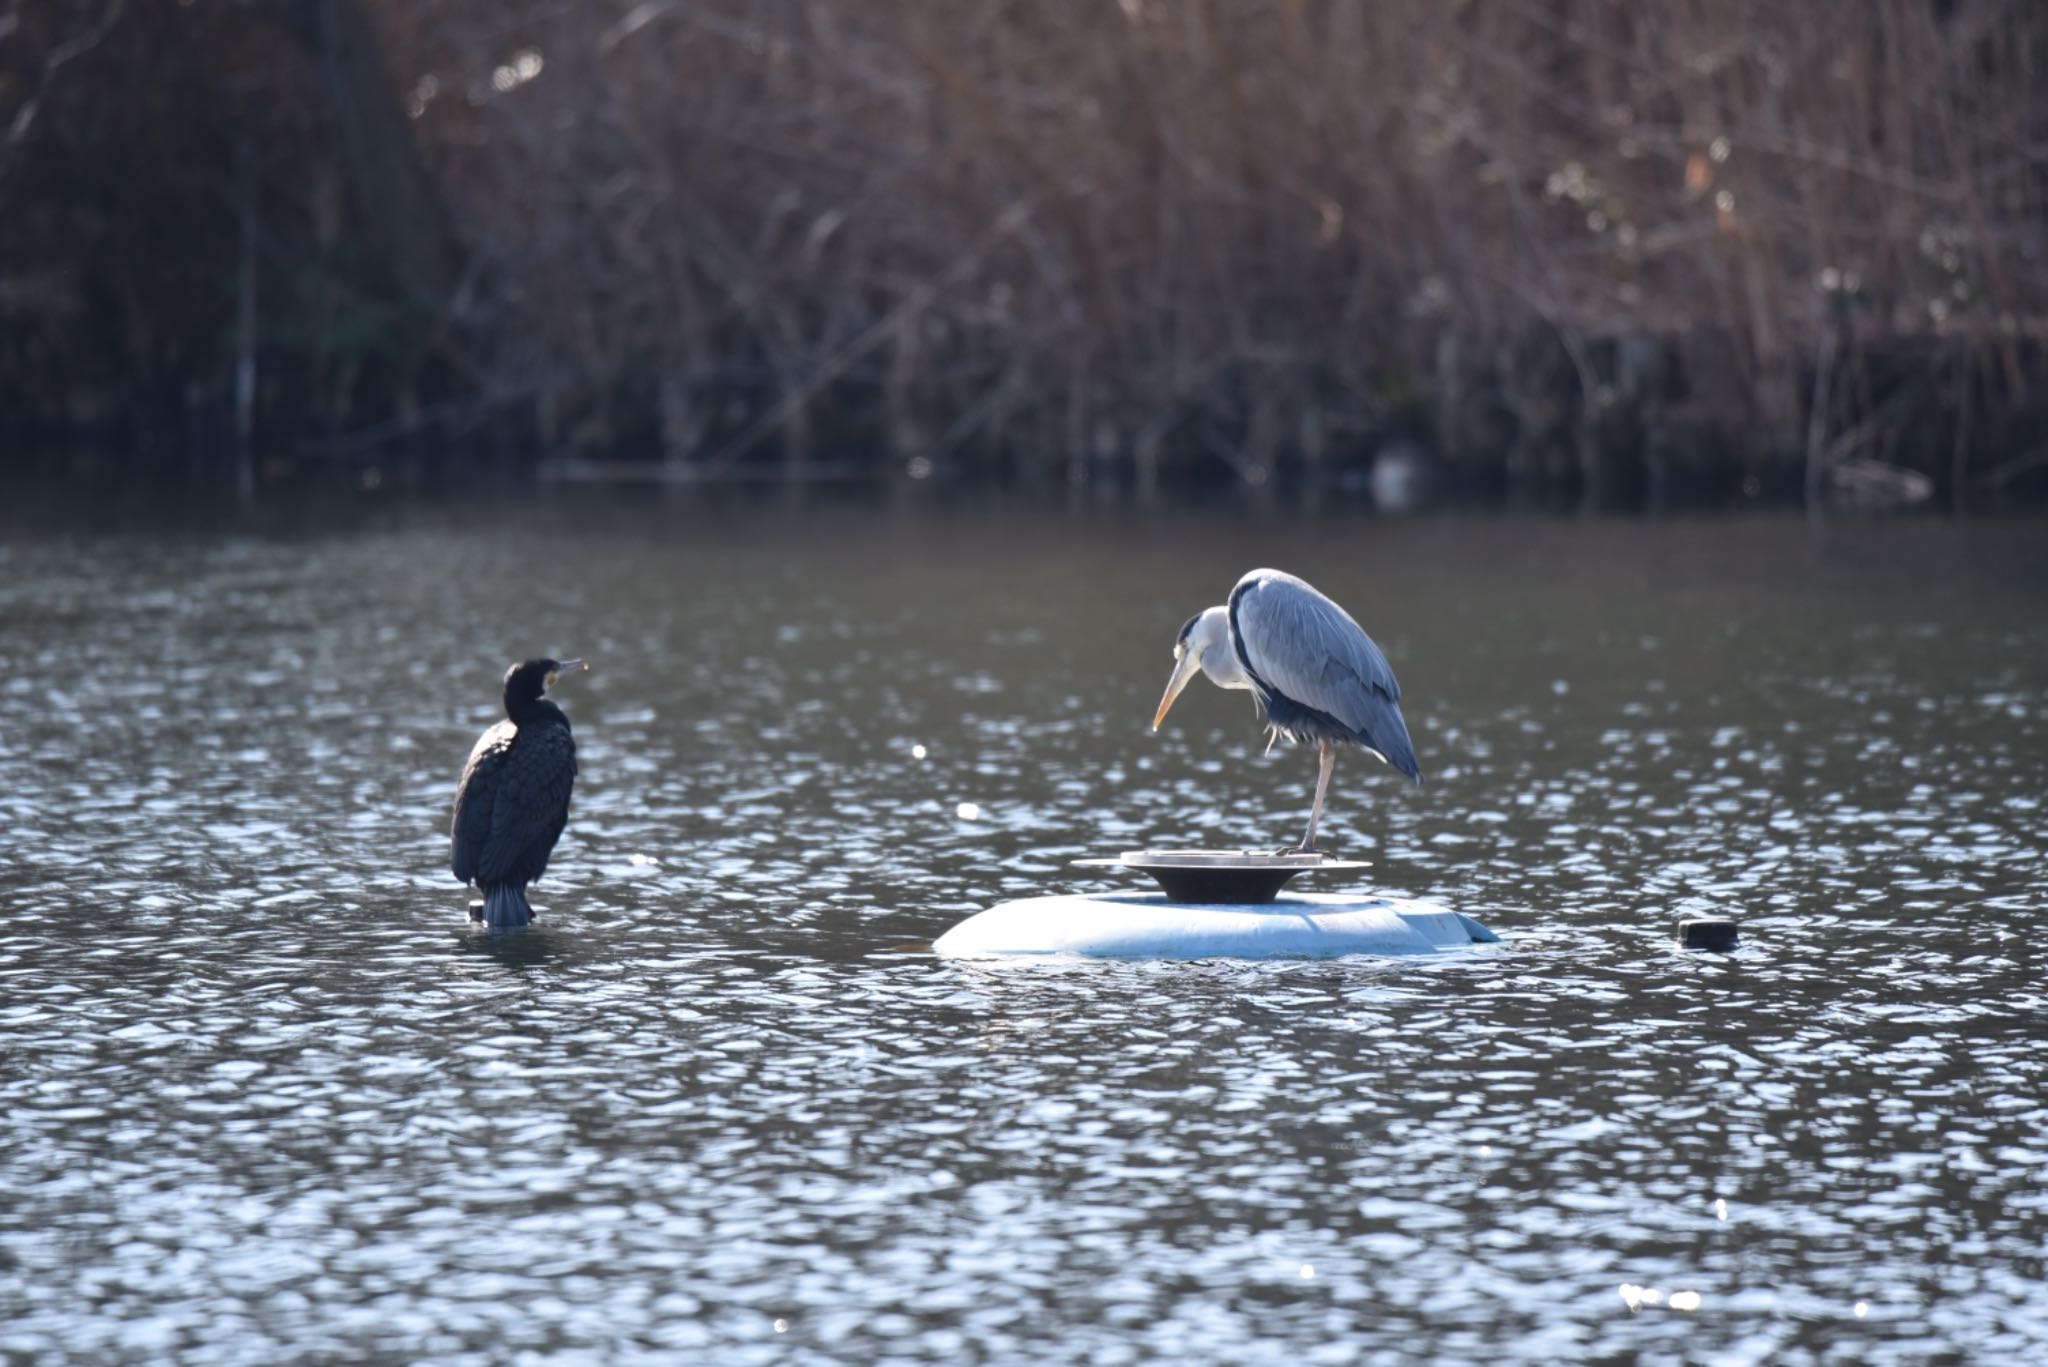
left=1151, top=650, right=1201, bottom=732
left=546, top=659, right=590, bottom=691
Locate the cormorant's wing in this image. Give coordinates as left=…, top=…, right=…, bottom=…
left=451, top=720, right=515, bottom=883
left=476, top=722, right=578, bottom=885
left=1229, top=568, right=1420, bottom=779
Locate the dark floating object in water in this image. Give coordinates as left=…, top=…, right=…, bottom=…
left=1072, top=849, right=1374, bottom=904
left=1678, top=917, right=1741, bottom=952
left=451, top=656, right=588, bottom=929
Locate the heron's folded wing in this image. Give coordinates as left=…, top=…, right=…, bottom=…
left=1233, top=572, right=1398, bottom=714
left=1231, top=571, right=1418, bottom=777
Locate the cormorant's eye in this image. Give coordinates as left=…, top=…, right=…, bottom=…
left=546, top=671, right=557, bottom=689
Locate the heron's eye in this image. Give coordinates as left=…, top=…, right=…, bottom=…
left=1172, top=643, right=1184, bottom=661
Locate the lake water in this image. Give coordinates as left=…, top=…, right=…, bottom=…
left=2, top=502, right=2044, bottom=1364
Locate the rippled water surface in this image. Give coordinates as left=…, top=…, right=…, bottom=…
left=3, top=505, right=2045, bottom=1364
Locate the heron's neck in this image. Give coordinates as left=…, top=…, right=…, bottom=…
left=1184, top=606, right=1251, bottom=691
left=1200, top=646, right=1254, bottom=691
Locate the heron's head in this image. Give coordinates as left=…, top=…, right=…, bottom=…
left=1152, top=607, right=1231, bottom=731
left=503, top=656, right=589, bottom=715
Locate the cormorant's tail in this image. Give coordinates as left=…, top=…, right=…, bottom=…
left=481, top=884, right=532, bottom=929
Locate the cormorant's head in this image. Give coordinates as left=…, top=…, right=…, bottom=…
left=1152, top=607, right=1231, bottom=731
left=503, top=656, right=589, bottom=714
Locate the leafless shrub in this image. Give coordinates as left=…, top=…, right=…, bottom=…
left=7, top=1, right=2044, bottom=502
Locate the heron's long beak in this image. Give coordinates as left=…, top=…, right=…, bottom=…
left=1151, top=652, right=1201, bottom=732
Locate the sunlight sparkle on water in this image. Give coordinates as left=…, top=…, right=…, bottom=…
left=3, top=518, right=2044, bottom=1365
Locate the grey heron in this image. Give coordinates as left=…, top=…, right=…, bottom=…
left=1151, top=569, right=1419, bottom=853
left=452, top=657, right=588, bottom=927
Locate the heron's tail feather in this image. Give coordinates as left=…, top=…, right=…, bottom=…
left=481, top=884, right=532, bottom=929
left=1367, top=726, right=1423, bottom=784
left=1395, top=740, right=1423, bottom=784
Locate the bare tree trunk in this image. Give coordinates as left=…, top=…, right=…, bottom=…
left=1950, top=350, right=1972, bottom=517
left=1804, top=323, right=1838, bottom=519
left=271, top=0, right=459, bottom=308
left=886, top=311, right=928, bottom=465
left=233, top=137, right=258, bottom=509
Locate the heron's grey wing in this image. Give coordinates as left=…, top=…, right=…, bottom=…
left=451, top=721, right=515, bottom=883
left=477, top=723, right=578, bottom=885
left=1230, top=570, right=1420, bottom=777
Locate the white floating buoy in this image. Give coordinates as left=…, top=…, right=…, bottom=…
left=934, top=891, right=1498, bottom=960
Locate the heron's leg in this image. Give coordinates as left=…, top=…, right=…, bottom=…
left=1295, top=739, right=1338, bottom=853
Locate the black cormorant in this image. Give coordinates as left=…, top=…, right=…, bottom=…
left=451, top=657, right=588, bottom=927
left=1151, top=569, right=1419, bottom=852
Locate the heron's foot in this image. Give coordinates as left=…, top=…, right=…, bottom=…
left=1279, top=843, right=1324, bottom=859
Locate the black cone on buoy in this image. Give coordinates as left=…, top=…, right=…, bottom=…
left=1072, top=850, right=1373, bottom=904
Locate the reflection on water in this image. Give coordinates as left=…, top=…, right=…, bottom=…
left=1, top=507, right=2045, bottom=1363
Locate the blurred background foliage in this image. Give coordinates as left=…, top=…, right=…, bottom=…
left=2, top=0, right=2044, bottom=509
